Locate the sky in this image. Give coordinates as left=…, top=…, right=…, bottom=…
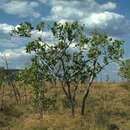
left=0, top=0, right=130, bottom=80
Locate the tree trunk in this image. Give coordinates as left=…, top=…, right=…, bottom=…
left=62, top=82, right=75, bottom=117
left=81, top=75, right=94, bottom=116
left=68, top=84, right=75, bottom=117
left=81, top=87, right=90, bottom=115
left=71, top=100, right=75, bottom=117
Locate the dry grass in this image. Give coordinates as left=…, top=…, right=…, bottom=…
left=0, top=82, right=130, bottom=130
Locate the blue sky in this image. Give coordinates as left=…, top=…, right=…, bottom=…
left=0, top=0, right=130, bottom=80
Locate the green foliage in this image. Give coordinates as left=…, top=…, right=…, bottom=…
left=36, top=21, right=45, bottom=31
left=16, top=58, right=56, bottom=115
left=12, top=22, right=33, bottom=37
left=119, top=59, right=130, bottom=81
left=12, top=21, right=124, bottom=84
left=12, top=21, right=124, bottom=116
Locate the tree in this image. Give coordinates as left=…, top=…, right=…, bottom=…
left=119, top=59, right=130, bottom=82
left=18, top=60, right=56, bottom=118
left=50, top=22, right=90, bottom=116
left=12, top=22, right=56, bottom=118
left=79, top=32, right=124, bottom=115
left=12, top=21, right=87, bottom=116
left=12, top=21, right=124, bottom=116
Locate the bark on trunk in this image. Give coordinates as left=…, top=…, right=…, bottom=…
left=81, top=87, right=90, bottom=115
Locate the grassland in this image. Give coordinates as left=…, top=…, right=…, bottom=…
left=0, top=82, right=130, bottom=130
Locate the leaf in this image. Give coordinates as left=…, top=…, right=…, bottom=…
left=36, top=22, right=45, bottom=31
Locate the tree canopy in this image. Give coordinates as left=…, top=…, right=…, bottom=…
left=12, top=21, right=124, bottom=116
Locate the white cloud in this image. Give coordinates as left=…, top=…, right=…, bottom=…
left=101, top=2, right=117, bottom=10
left=0, top=1, right=40, bottom=18
left=41, top=0, right=117, bottom=19
left=81, top=12, right=122, bottom=29
left=0, top=23, right=14, bottom=34
left=31, top=30, right=54, bottom=43
left=81, top=12, right=130, bottom=35
left=30, top=1, right=39, bottom=8
left=41, top=0, right=130, bottom=36
left=0, top=48, right=31, bottom=69
left=0, top=48, right=26, bottom=58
